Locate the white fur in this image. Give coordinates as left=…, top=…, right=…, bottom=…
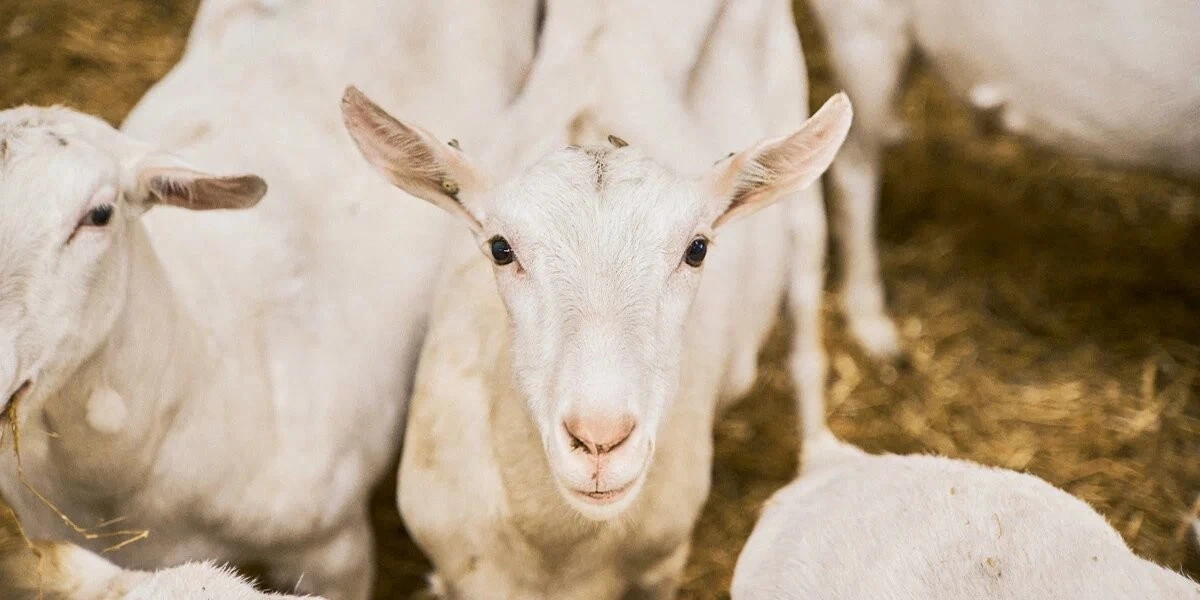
left=341, top=1, right=848, bottom=597
left=734, top=327, right=1199, bottom=597
left=6, top=550, right=319, bottom=600
left=672, top=0, right=834, bottom=436
left=732, top=440, right=1200, bottom=599
left=127, top=563, right=317, bottom=600
left=0, top=495, right=320, bottom=599
left=807, top=0, right=1200, bottom=359
left=0, top=1, right=539, bottom=599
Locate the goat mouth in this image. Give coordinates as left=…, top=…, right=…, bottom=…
left=573, top=480, right=635, bottom=505
left=1, top=380, right=31, bottom=420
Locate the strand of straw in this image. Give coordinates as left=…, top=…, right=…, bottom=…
left=4, top=390, right=150, bottom=555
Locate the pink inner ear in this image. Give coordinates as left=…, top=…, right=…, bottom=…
left=138, top=166, right=267, bottom=211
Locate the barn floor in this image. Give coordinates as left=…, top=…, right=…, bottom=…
left=2, top=1, right=1198, bottom=598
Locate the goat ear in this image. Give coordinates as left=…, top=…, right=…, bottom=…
left=140, top=167, right=267, bottom=211
left=341, top=85, right=489, bottom=232
left=127, top=154, right=267, bottom=212
left=701, top=92, right=852, bottom=229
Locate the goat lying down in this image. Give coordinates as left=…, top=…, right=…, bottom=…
left=732, top=438, right=1200, bottom=598
left=0, top=496, right=321, bottom=600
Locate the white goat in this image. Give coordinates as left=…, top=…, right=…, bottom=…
left=623, top=0, right=838, bottom=454
left=806, top=0, right=1200, bottom=359
left=668, top=0, right=836, bottom=431
left=341, top=1, right=851, bottom=596
left=732, top=436, right=1200, bottom=599
left=734, top=346, right=1200, bottom=596
left=0, top=1, right=539, bottom=598
left=1, top=497, right=320, bottom=600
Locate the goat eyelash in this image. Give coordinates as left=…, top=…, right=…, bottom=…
left=66, top=204, right=115, bottom=244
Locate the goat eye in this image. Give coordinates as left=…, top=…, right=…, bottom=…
left=684, top=237, right=708, bottom=267
left=81, top=204, right=114, bottom=228
left=489, top=236, right=515, bottom=266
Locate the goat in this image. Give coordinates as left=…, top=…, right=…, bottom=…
left=0, top=1, right=540, bottom=598
left=341, top=1, right=852, bottom=595
left=806, top=0, right=1200, bottom=360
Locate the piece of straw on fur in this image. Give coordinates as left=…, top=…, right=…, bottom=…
left=4, top=388, right=149, bottom=554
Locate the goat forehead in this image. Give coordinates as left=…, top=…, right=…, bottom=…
left=497, top=148, right=701, bottom=315
left=500, top=147, right=701, bottom=253
left=1, top=106, right=123, bottom=173
left=2, top=145, right=114, bottom=210
left=0, top=106, right=113, bottom=140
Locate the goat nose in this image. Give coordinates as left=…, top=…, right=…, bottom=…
left=564, top=414, right=636, bottom=456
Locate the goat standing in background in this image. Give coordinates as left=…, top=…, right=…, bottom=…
left=806, top=0, right=1200, bottom=361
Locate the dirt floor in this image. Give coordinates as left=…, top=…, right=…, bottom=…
left=3, top=1, right=1198, bottom=598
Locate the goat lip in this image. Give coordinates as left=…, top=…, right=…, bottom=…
left=572, top=481, right=635, bottom=505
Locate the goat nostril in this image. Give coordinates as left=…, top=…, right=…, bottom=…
left=564, top=415, right=636, bottom=456
left=564, top=423, right=593, bottom=454
left=595, top=423, right=634, bottom=454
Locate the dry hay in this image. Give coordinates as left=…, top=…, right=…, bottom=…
left=1, top=1, right=1197, bottom=598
